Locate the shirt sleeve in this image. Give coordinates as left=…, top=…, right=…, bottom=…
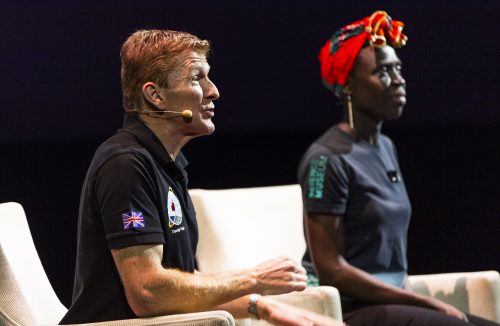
left=94, top=151, right=165, bottom=249
left=299, top=152, right=350, bottom=216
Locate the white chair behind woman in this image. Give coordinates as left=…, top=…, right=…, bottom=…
left=190, top=185, right=500, bottom=323
left=190, top=185, right=343, bottom=325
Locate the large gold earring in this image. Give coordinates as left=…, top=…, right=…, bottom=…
left=346, top=91, right=354, bottom=130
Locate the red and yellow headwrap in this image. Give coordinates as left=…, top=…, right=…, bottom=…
left=319, top=11, right=408, bottom=95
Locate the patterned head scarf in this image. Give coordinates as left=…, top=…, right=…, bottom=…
left=319, top=11, right=408, bottom=95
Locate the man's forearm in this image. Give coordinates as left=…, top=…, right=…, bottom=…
left=212, top=295, right=345, bottom=326
left=209, top=295, right=251, bottom=319
left=113, top=245, right=306, bottom=317
left=127, top=266, right=257, bottom=317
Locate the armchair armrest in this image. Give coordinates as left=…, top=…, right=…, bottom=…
left=408, top=270, right=500, bottom=322
left=62, top=311, right=235, bottom=326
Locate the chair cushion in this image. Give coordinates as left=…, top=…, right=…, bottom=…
left=190, top=185, right=305, bottom=273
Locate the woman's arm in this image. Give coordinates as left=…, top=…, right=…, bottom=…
left=306, top=213, right=467, bottom=320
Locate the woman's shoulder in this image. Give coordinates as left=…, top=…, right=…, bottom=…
left=299, top=125, right=354, bottom=172
left=310, top=125, right=355, bottom=155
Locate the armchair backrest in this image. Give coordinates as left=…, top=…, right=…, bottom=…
left=190, top=185, right=305, bottom=273
left=0, top=202, right=67, bottom=326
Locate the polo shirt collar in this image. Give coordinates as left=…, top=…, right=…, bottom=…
left=122, top=114, right=189, bottom=169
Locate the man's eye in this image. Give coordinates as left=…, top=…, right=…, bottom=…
left=395, top=65, right=403, bottom=73
left=192, top=75, right=200, bottom=81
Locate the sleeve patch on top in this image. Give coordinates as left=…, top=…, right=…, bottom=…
left=307, top=155, right=327, bottom=199
left=121, top=210, right=145, bottom=230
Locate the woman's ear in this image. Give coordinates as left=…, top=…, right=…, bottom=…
left=142, top=82, right=164, bottom=109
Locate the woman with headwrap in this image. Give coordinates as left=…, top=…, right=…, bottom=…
left=298, top=11, right=499, bottom=326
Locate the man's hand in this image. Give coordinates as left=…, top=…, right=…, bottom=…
left=257, top=296, right=344, bottom=326
left=249, top=256, right=307, bottom=295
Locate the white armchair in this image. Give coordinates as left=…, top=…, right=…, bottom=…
left=409, top=271, right=500, bottom=322
left=0, top=202, right=234, bottom=326
left=190, top=185, right=343, bottom=325
left=190, top=184, right=500, bottom=323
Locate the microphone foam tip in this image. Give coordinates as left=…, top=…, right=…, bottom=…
left=182, top=110, right=193, bottom=118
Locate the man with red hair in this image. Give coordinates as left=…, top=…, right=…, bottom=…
left=61, top=30, right=339, bottom=326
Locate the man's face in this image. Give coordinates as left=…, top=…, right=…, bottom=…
left=159, top=50, right=219, bottom=136
left=349, top=45, right=406, bottom=121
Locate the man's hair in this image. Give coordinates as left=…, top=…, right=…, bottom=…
left=120, top=29, right=210, bottom=112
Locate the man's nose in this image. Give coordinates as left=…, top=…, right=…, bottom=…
left=205, top=79, right=219, bottom=101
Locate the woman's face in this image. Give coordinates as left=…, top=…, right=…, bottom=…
left=348, top=45, right=406, bottom=121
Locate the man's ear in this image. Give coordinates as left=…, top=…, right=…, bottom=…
left=142, top=82, right=164, bottom=109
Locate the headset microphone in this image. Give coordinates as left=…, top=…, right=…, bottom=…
left=178, top=110, right=193, bottom=118
left=130, top=109, right=193, bottom=119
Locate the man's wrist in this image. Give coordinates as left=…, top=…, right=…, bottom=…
left=248, top=293, right=261, bottom=319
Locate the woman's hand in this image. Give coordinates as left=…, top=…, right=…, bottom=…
left=421, top=295, right=468, bottom=321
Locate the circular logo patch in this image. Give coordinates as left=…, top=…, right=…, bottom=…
left=167, top=187, right=183, bottom=228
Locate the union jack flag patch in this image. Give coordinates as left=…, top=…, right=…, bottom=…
left=121, top=210, right=145, bottom=230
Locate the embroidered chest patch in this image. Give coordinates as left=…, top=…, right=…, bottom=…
left=167, top=187, right=183, bottom=228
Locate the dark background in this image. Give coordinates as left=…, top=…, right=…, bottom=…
left=1, top=0, right=499, bottom=307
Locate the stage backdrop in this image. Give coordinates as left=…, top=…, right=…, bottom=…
left=1, top=0, right=499, bottom=307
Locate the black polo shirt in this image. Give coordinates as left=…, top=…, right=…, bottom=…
left=60, top=115, right=198, bottom=324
